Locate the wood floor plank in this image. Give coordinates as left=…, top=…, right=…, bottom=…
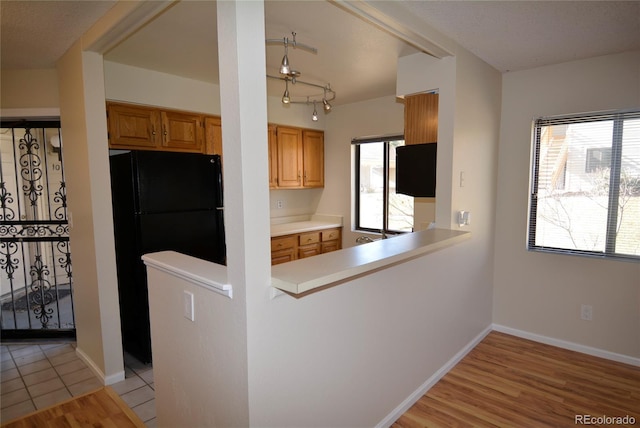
left=395, top=332, right=640, bottom=427
left=0, top=387, right=146, bottom=428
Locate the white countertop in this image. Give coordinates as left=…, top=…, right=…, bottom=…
left=142, top=251, right=232, bottom=298
left=270, top=214, right=343, bottom=237
left=271, top=228, right=470, bottom=295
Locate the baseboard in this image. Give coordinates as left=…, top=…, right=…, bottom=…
left=376, top=325, right=493, bottom=428
left=75, top=347, right=126, bottom=386
left=492, top=324, right=640, bottom=367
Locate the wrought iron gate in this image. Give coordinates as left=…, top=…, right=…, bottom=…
left=0, top=121, right=75, bottom=339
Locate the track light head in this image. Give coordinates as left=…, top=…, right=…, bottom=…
left=322, top=98, right=331, bottom=111
left=312, top=102, right=318, bottom=121
left=282, top=79, right=290, bottom=104
left=280, top=54, right=290, bottom=75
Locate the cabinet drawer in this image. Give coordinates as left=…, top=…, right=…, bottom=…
left=298, top=243, right=321, bottom=259
left=321, top=228, right=340, bottom=242
left=299, top=232, right=320, bottom=245
left=321, top=241, right=340, bottom=253
left=271, top=235, right=296, bottom=252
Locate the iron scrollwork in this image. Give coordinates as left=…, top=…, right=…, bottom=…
left=0, top=124, right=74, bottom=333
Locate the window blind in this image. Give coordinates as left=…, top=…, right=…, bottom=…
left=528, top=108, right=640, bottom=261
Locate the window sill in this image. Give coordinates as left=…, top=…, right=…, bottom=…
left=271, top=228, right=470, bottom=296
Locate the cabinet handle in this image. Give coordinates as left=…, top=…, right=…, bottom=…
left=298, top=171, right=301, bottom=181
left=307, top=238, right=312, bottom=242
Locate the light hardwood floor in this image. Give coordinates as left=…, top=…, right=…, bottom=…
left=0, top=387, right=145, bottom=428
left=393, top=331, right=640, bottom=427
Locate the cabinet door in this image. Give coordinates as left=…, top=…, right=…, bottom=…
left=321, top=241, right=340, bottom=253
left=302, top=130, right=324, bottom=187
left=277, top=127, right=303, bottom=188
left=161, top=111, right=204, bottom=153
left=272, top=248, right=297, bottom=265
left=268, top=125, right=278, bottom=189
left=271, top=235, right=297, bottom=265
left=298, top=243, right=321, bottom=259
left=404, top=93, right=438, bottom=145
left=107, top=103, right=160, bottom=149
left=204, top=116, right=223, bottom=156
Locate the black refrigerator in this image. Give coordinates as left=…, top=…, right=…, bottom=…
left=109, top=150, right=226, bottom=363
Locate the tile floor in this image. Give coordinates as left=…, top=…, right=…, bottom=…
left=1, top=342, right=156, bottom=426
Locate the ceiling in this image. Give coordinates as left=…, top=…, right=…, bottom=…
left=2, top=1, right=639, bottom=106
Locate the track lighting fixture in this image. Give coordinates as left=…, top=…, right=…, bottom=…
left=266, top=32, right=336, bottom=118
left=280, top=43, right=290, bottom=75
left=282, top=79, right=290, bottom=104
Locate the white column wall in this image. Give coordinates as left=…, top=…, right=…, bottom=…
left=57, top=43, right=124, bottom=383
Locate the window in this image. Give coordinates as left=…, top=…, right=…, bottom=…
left=353, top=135, right=413, bottom=234
left=528, top=109, right=640, bottom=260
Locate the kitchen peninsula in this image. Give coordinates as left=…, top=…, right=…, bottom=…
left=143, top=227, right=469, bottom=299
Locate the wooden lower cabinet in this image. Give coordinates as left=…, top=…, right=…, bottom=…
left=298, top=231, right=321, bottom=259
left=271, top=227, right=341, bottom=265
left=270, top=235, right=297, bottom=265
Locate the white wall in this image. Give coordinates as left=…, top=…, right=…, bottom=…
left=318, top=94, right=405, bottom=246
left=57, top=43, right=124, bottom=383
left=493, top=50, right=640, bottom=359
left=243, top=50, right=501, bottom=426
left=1, top=69, right=59, bottom=109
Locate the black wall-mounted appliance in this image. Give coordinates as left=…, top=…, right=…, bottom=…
left=109, top=150, right=226, bottom=363
left=396, top=142, right=437, bottom=197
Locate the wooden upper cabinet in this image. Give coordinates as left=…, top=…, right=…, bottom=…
left=160, top=110, right=204, bottom=153
left=268, top=125, right=278, bottom=189
left=107, top=101, right=211, bottom=154
left=273, top=126, right=324, bottom=189
left=205, top=116, right=223, bottom=156
left=107, top=103, right=160, bottom=149
left=276, top=126, right=304, bottom=188
left=404, top=93, right=439, bottom=145
left=302, top=130, right=324, bottom=188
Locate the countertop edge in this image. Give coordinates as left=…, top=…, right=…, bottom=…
left=270, top=221, right=343, bottom=237
left=142, top=251, right=232, bottom=298
left=271, top=229, right=470, bottom=295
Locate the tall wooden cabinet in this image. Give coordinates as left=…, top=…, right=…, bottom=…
left=404, top=93, right=439, bottom=145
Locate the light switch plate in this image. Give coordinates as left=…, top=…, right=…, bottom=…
left=183, top=290, right=195, bottom=321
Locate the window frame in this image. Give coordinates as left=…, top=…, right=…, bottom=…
left=528, top=108, right=640, bottom=262
left=353, top=134, right=409, bottom=235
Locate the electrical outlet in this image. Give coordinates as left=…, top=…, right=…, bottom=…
left=183, top=291, right=195, bottom=321
left=276, top=200, right=283, bottom=209
left=580, top=304, right=593, bottom=321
